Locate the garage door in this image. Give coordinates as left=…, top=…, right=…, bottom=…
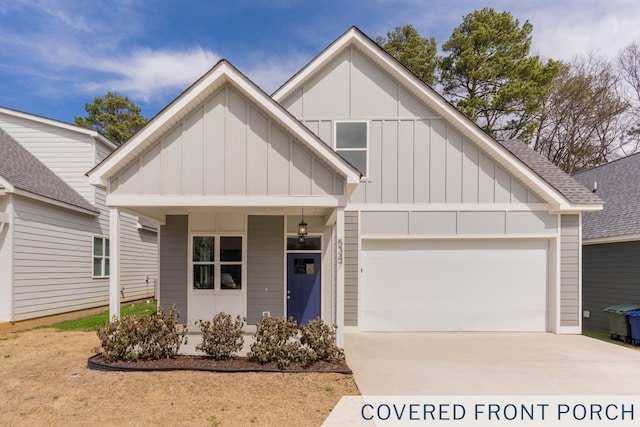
left=360, top=239, right=549, bottom=332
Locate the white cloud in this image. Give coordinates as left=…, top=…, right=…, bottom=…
left=242, top=53, right=311, bottom=94
left=526, top=2, right=640, bottom=61
left=80, top=48, right=220, bottom=102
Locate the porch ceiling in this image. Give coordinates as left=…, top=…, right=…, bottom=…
left=121, top=205, right=336, bottom=225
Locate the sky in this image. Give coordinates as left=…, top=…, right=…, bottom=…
left=1, top=0, right=639, bottom=124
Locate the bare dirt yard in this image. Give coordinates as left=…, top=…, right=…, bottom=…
left=0, top=328, right=359, bottom=426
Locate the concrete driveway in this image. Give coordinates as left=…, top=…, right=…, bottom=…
left=344, top=332, right=640, bottom=395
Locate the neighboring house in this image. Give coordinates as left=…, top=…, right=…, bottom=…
left=573, top=153, right=640, bottom=333
left=0, top=107, right=157, bottom=324
left=88, top=27, right=602, bottom=345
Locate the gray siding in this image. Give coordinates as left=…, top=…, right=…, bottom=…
left=111, top=85, right=345, bottom=198
left=583, top=241, right=640, bottom=333
left=95, top=181, right=157, bottom=303
left=344, top=211, right=358, bottom=326
left=159, top=215, right=188, bottom=318
left=120, top=214, right=158, bottom=302
left=247, top=215, right=284, bottom=324
left=560, top=215, right=580, bottom=327
left=12, top=196, right=104, bottom=320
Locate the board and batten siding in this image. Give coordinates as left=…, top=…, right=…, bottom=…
left=11, top=196, right=105, bottom=320
left=159, top=215, right=188, bottom=317
left=582, top=241, right=640, bottom=333
left=247, top=216, right=284, bottom=324
left=280, top=47, right=543, bottom=206
left=344, top=211, right=359, bottom=326
left=560, top=215, right=580, bottom=327
left=0, top=113, right=97, bottom=203
left=110, top=85, right=345, bottom=198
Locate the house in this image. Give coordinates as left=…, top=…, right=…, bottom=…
left=0, top=107, right=157, bottom=326
left=88, top=27, right=602, bottom=345
left=573, top=153, right=640, bottom=333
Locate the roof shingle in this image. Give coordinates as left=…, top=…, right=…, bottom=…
left=498, top=140, right=603, bottom=205
left=0, top=127, right=99, bottom=214
left=573, top=152, right=640, bottom=240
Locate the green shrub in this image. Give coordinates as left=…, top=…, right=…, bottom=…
left=196, top=313, right=245, bottom=360
left=96, top=305, right=188, bottom=362
left=247, top=316, right=307, bottom=369
left=300, top=317, right=345, bottom=363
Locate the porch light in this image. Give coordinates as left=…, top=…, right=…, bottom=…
left=298, top=209, right=308, bottom=243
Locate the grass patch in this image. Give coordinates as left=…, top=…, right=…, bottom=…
left=51, top=301, right=157, bottom=332
left=582, top=329, right=640, bottom=350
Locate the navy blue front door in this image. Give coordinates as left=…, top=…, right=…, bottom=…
left=287, top=253, right=321, bottom=325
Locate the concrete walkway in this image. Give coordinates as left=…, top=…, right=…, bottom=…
left=344, top=332, right=640, bottom=395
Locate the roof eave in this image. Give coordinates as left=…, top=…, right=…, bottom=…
left=12, top=188, right=99, bottom=216
left=549, top=203, right=604, bottom=214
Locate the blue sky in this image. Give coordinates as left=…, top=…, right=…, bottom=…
left=1, top=0, right=639, bottom=124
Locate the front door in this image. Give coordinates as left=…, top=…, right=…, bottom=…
left=287, top=253, right=321, bottom=325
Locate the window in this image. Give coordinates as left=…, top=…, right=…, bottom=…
left=192, top=236, right=243, bottom=290
left=286, top=236, right=322, bottom=251
left=193, top=236, right=214, bottom=289
left=335, top=121, right=368, bottom=177
left=93, top=236, right=109, bottom=277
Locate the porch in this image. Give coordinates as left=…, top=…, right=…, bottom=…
left=108, top=208, right=349, bottom=345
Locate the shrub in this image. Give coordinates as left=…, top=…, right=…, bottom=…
left=300, top=317, right=345, bottom=363
left=96, top=304, right=188, bottom=362
left=247, top=316, right=307, bottom=369
left=196, top=313, right=245, bottom=360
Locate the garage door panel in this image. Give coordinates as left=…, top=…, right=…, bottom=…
left=361, top=239, right=548, bottom=332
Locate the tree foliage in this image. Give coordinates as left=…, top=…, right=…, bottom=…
left=377, top=9, right=640, bottom=170
left=618, top=42, right=640, bottom=152
left=74, top=91, right=148, bottom=145
left=533, top=57, right=628, bottom=173
left=439, top=8, right=560, bottom=144
left=375, top=24, right=439, bottom=86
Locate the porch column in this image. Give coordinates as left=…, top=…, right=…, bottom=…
left=109, top=207, right=121, bottom=321
left=336, top=207, right=345, bottom=347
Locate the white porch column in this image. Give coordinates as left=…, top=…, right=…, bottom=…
left=336, top=207, right=345, bottom=347
left=109, top=207, right=121, bottom=321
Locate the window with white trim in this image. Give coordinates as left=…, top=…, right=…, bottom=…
left=192, top=235, right=243, bottom=290
left=335, top=121, right=368, bottom=177
left=93, top=236, right=109, bottom=278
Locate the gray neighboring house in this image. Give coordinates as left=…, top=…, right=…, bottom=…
left=0, top=107, right=157, bottom=324
left=88, top=27, right=602, bottom=345
left=573, top=153, right=640, bottom=333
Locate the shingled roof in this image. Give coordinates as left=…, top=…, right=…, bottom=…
left=498, top=140, right=603, bottom=205
left=573, top=152, right=640, bottom=240
left=0, top=127, right=99, bottom=214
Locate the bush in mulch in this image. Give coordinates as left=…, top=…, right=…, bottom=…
left=91, top=311, right=350, bottom=373
left=95, top=304, right=187, bottom=362
left=195, top=313, right=245, bottom=360
left=248, top=316, right=345, bottom=369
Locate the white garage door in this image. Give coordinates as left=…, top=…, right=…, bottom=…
left=360, top=239, right=549, bottom=332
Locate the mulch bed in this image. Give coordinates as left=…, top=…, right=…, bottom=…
left=88, top=353, right=352, bottom=374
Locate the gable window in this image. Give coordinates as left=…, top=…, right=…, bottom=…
left=93, top=236, right=109, bottom=278
left=192, top=235, right=243, bottom=290
left=335, top=121, right=368, bottom=177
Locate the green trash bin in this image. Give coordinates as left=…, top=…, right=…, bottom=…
left=603, top=304, right=640, bottom=342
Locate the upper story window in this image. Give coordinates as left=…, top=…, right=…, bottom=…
left=335, top=121, right=368, bottom=178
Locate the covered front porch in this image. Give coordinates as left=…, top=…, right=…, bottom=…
left=107, top=205, right=348, bottom=345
